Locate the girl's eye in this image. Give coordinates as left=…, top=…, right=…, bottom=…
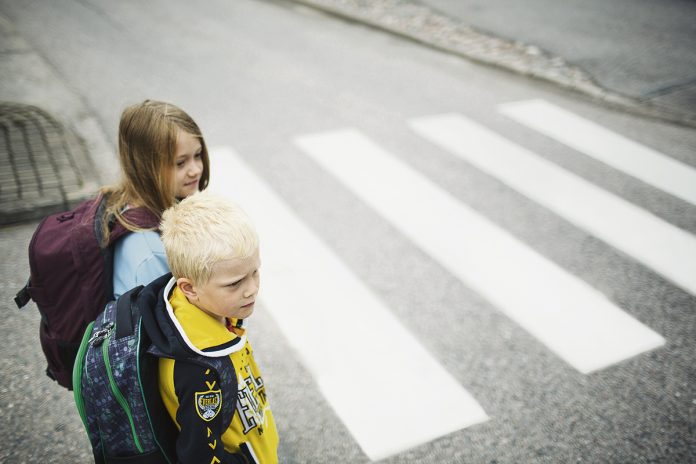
left=194, top=152, right=203, bottom=159
left=176, top=160, right=186, bottom=167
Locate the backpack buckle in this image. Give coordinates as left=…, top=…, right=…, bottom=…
left=14, top=280, right=31, bottom=309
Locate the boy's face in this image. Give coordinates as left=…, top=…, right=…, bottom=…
left=183, top=248, right=261, bottom=323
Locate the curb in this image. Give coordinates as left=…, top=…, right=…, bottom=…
left=288, top=0, right=696, bottom=128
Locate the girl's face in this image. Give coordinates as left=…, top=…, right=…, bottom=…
left=173, top=130, right=204, bottom=199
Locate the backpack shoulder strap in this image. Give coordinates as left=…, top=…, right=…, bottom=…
left=97, top=197, right=160, bottom=303
left=115, top=285, right=144, bottom=339
left=110, top=207, right=161, bottom=243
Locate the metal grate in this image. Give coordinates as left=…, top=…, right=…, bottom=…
left=0, top=103, right=98, bottom=224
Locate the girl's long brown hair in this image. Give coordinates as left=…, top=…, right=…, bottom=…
left=99, top=100, right=210, bottom=244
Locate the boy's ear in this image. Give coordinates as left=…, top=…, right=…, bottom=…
left=177, top=277, right=198, bottom=300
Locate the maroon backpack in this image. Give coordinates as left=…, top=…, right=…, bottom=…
left=14, top=193, right=160, bottom=390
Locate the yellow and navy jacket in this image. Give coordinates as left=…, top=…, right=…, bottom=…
left=138, top=274, right=279, bottom=464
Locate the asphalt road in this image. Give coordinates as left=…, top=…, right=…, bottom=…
left=1, top=0, right=695, bottom=462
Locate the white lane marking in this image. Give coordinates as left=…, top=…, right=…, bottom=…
left=209, top=147, right=488, bottom=462
left=498, top=99, right=696, bottom=206
left=410, top=113, right=696, bottom=297
left=296, top=130, right=665, bottom=375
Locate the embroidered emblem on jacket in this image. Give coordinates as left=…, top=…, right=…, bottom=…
left=196, top=389, right=222, bottom=421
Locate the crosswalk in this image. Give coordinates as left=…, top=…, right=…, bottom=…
left=410, top=112, right=696, bottom=296
left=498, top=100, right=696, bottom=206
left=207, top=99, right=691, bottom=461
left=209, top=148, right=488, bottom=461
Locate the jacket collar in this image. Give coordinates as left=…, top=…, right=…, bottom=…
left=163, top=277, right=247, bottom=358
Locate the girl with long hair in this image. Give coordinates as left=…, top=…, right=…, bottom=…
left=102, top=100, right=210, bottom=297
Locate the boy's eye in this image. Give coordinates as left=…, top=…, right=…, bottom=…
left=228, top=279, right=242, bottom=287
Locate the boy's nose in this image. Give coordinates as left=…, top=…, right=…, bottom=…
left=244, top=283, right=259, bottom=298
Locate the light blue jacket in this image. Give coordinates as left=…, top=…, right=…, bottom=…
left=113, top=230, right=169, bottom=299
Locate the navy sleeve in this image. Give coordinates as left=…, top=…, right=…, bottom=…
left=172, top=361, right=248, bottom=464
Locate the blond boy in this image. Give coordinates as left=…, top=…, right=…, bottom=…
left=140, top=191, right=278, bottom=464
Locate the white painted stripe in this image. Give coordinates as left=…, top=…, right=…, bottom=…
left=208, top=147, right=488, bottom=462
left=296, top=130, right=665, bottom=374
left=498, top=99, right=696, bottom=205
left=410, top=114, right=696, bottom=297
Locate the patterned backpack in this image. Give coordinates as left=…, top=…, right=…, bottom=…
left=72, top=286, right=177, bottom=464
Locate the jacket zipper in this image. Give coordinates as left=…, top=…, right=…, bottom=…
left=102, top=329, right=144, bottom=453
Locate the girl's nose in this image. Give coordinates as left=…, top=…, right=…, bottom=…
left=188, top=163, right=201, bottom=177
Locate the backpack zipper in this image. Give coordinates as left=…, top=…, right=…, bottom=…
left=88, top=322, right=114, bottom=345
left=101, top=329, right=144, bottom=453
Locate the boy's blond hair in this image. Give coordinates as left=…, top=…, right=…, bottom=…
left=160, top=191, right=258, bottom=285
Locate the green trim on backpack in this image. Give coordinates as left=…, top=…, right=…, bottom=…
left=102, top=330, right=144, bottom=453
left=73, top=320, right=95, bottom=434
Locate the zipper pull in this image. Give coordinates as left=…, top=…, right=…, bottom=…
left=88, top=322, right=115, bottom=346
